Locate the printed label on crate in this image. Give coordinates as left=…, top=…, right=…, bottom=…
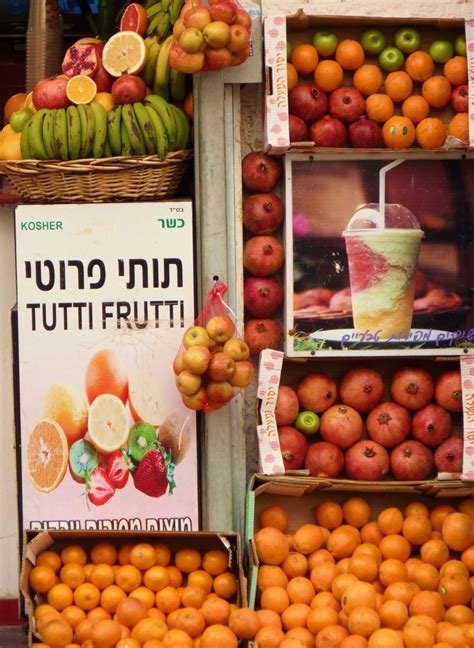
left=257, top=349, right=285, bottom=474
left=466, top=18, right=474, bottom=148
left=263, top=16, right=290, bottom=153
left=461, top=355, right=474, bottom=481
left=15, top=203, right=199, bottom=531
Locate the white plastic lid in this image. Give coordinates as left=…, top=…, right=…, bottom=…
left=344, top=203, right=422, bottom=232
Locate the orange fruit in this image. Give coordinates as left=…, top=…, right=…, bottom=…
left=260, top=585, right=290, bottom=614
left=411, top=562, right=440, bottom=591
left=337, top=558, right=351, bottom=574
left=36, top=610, right=61, bottom=633
left=342, top=582, right=377, bottom=615
left=335, top=39, right=365, bottom=70
left=60, top=563, right=86, bottom=589
left=27, top=419, right=69, bottom=492
left=41, top=617, right=74, bottom=646
left=402, top=515, right=433, bottom=544
left=35, top=604, right=57, bottom=622
left=315, top=624, right=349, bottom=647
left=183, top=92, right=193, bottom=120
left=404, top=502, right=430, bottom=518
left=379, top=559, right=408, bottom=587
left=153, top=543, right=171, bottom=567
left=256, top=609, right=282, bottom=628
left=348, top=553, right=378, bottom=583
left=115, top=565, right=142, bottom=592
left=166, top=566, right=183, bottom=588
left=85, top=348, right=128, bottom=404
left=436, top=621, right=467, bottom=647
left=74, top=618, right=95, bottom=643
left=131, top=617, right=168, bottom=643
left=293, top=524, right=324, bottom=555
left=228, top=607, right=261, bottom=639
left=378, top=508, right=404, bottom=535
left=254, top=625, right=286, bottom=648
left=460, top=624, right=474, bottom=646
left=348, top=606, right=381, bottom=638
left=353, top=543, right=382, bottom=566
left=61, top=545, right=87, bottom=567
left=409, top=590, right=444, bottom=622
left=360, top=522, right=383, bottom=546
left=431, top=505, right=457, bottom=531
left=174, top=548, right=201, bottom=573
left=116, top=640, right=141, bottom=648
left=316, top=502, right=344, bottom=530
left=415, top=116, right=446, bottom=148
left=91, top=542, right=117, bottom=566
left=314, top=60, right=344, bottom=92
left=200, top=624, right=238, bottom=648
left=438, top=574, right=472, bottom=607
left=378, top=599, right=408, bottom=630
left=118, top=544, right=134, bottom=566
left=309, top=549, right=335, bottom=569
left=213, top=572, right=238, bottom=599
left=287, top=576, right=315, bottom=604
left=130, top=586, right=156, bottom=610
left=340, top=637, right=368, bottom=648
left=281, top=552, right=309, bottom=579
left=461, top=545, right=474, bottom=573
left=102, top=32, right=147, bottom=77
left=327, top=526, right=361, bottom=559
left=379, top=535, right=411, bottom=562
left=287, top=64, right=299, bottom=92
left=202, top=549, right=228, bottom=576
left=257, top=565, right=288, bottom=590
left=89, top=564, right=115, bottom=590
left=401, top=96, right=430, bottom=124
left=47, top=583, right=74, bottom=611
left=200, top=596, right=231, bottom=625
left=405, top=614, right=437, bottom=633
left=87, top=607, right=111, bottom=623
left=3, top=93, right=27, bottom=125
left=311, top=591, right=340, bottom=612
left=310, top=561, right=338, bottom=592
left=130, top=543, right=156, bottom=570
left=66, top=75, right=97, bottom=105
left=180, top=585, right=206, bottom=609
left=162, top=628, right=193, bottom=647
left=403, top=623, right=435, bottom=648
left=353, top=64, right=383, bottom=96
left=458, top=500, right=474, bottom=519
left=382, top=115, right=416, bottom=148
left=155, top=586, right=181, bottom=613
left=384, top=71, right=413, bottom=102
left=175, top=607, right=206, bottom=638
left=37, top=550, right=62, bottom=574
left=448, top=112, right=469, bottom=143
left=368, top=628, right=404, bottom=648
left=444, top=56, right=468, bottom=85
left=73, top=583, right=101, bottom=611
left=30, top=565, right=57, bottom=593
left=144, top=566, right=171, bottom=592
left=100, top=585, right=127, bottom=613
left=420, top=538, right=450, bottom=567
left=332, top=573, right=359, bottom=601
left=342, top=498, right=371, bottom=528
left=260, top=506, right=289, bottom=532
left=444, top=604, right=473, bottom=625
left=120, top=2, right=149, bottom=36
left=285, top=626, right=314, bottom=648
left=91, top=619, right=122, bottom=647
left=422, top=75, right=452, bottom=108
left=281, top=602, right=311, bottom=630
left=383, top=582, right=416, bottom=606
left=405, top=50, right=434, bottom=82
left=406, top=557, right=423, bottom=581
left=307, top=606, right=339, bottom=634
left=366, top=94, right=395, bottom=123
left=291, top=44, right=319, bottom=75
left=255, top=527, right=290, bottom=564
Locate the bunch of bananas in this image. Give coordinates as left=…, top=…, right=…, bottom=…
left=144, top=0, right=184, bottom=41
left=142, top=34, right=186, bottom=102
left=20, top=96, right=190, bottom=161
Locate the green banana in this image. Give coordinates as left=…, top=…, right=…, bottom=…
left=66, top=105, right=81, bottom=160
left=133, top=102, right=156, bottom=155
left=104, top=139, right=112, bottom=158
left=143, top=40, right=161, bottom=86
left=144, top=104, right=168, bottom=160
left=54, top=108, right=69, bottom=161
left=144, top=0, right=157, bottom=9
left=169, top=0, right=184, bottom=24
left=120, top=120, right=133, bottom=156
left=170, top=68, right=187, bottom=102
left=21, top=120, right=32, bottom=159
left=162, top=0, right=172, bottom=11
left=168, top=104, right=190, bottom=151
left=144, top=94, right=176, bottom=150
left=121, top=104, right=146, bottom=155
left=90, top=102, right=107, bottom=158
left=107, top=106, right=122, bottom=156
left=77, top=104, right=94, bottom=158
left=42, top=109, right=57, bottom=159
left=154, top=35, right=173, bottom=101
left=156, top=13, right=171, bottom=39
left=147, top=9, right=165, bottom=36
left=28, top=109, right=49, bottom=160
left=146, top=2, right=163, bottom=18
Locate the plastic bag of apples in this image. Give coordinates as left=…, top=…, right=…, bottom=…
left=169, top=0, right=252, bottom=73
left=174, top=278, right=254, bottom=411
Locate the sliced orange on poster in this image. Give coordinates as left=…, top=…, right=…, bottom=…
left=27, top=419, right=68, bottom=492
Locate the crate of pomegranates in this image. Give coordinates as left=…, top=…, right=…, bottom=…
left=264, top=12, right=473, bottom=153
left=256, top=352, right=474, bottom=494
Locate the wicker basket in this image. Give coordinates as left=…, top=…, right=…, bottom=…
left=0, top=150, right=193, bottom=203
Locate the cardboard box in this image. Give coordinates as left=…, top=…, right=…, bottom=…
left=255, top=354, right=474, bottom=484
left=21, top=529, right=246, bottom=646
left=245, top=473, right=473, bottom=608
left=264, top=13, right=474, bottom=154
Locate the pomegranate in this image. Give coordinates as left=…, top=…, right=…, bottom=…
left=278, top=426, right=308, bottom=470
left=242, top=151, right=282, bottom=193
left=296, top=373, right=337, bottom=414
left=344, top=441, right=390, bottom=481
left=243, top=193, right=284, bottom=235
left=319, top=405, right=363, bottom=450
left=244, top=276, right=284, bottom=317
left=244, top=318, right=282, bottom=356
left=243, top=236, right=284, bottom=276
left=111, top=74, right=147, bottom=105
left=288, top=83, right=328, bottom=124
left=390, top=440, right=434, bottom=481
left=32, top=76, right=69, bottom=110
left=275, top=385, right=300, bottom=426
left=390, top=366, right=434, bottom=410
left=434, top=369, right=462, bottom=412
left=339, top=367, right=385, bottom=412
left=329, top=86, right=365, bottom=123
left=304, top=441, right=344, bottom=478
left=411, top=403, right=452, bottom=448
left=348, top=118, right=382, bottom=148
left=93, top=65, right=113, bottom=93
left=309, top=116, right=347, bottom=147
left=62, top=44, right=98, bottom=77
left=289, top=114, right=309, bottom=142
left=434, top=436, right=463, bottom=473
left=366, top=402, right=411, bottom=448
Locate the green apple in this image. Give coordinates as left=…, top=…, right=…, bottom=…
left=378, top=47, right=404, bottom=71
left=10, top=107, right=33, bottom=133
left=454, top=34, right=466, bottom=56
left=429, top=40, right=454, bottom=63
left=312, top=31, right=338, bottom=57
left=394, top=26, right=421, bottom=53
left=286, top=41, right=292, bottom=61
left=360, top=28, right=386, bottom=55
left=295, top=410, right=320, bottom=436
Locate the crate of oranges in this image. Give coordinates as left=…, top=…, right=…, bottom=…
left=245, top=475, right=474, bottom=647
left=264, top=12, right=473, bottom=154
left=20, top=529, right=259, bottom=647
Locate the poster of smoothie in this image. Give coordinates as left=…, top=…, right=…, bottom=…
left=284, top=154, right=474, bottom=356
left=15, top=202, right=199, bottom=531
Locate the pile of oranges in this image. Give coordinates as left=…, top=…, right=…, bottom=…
left=287, top=36, right=469, bottom=149
left=253, top=497, right=474, bottom=647
left=29, top=540, right=253, bottom=647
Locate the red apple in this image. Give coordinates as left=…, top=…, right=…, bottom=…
left=244, top=276, right=284, bottom=318
left=319, top=404, right=363, bottom=449
left=173, top=352, right=186, bottom=375
left=434, top=436, right=463, bottom=473
left=348, top=118, right=383, bottom=147
left=182, top=386, right=208, bottom=410
left=228, top=360, right=254, bottom=387
left=304, top=441, right=344, bottom=478
left=275, top=386, right=299, bottom=426
left=390, top=440, right=434, bottom=481
left=243, top=193, right=284, bottom=235
left=183, top=345, right=211, bottom=374
left=209, top=0, right=237, bottom=25
left=202, top=21, right=230, bottom=48
left=309, top=116, right=347, bottom=147
left=451, top=84, right=468, bottom=113
left=227, top=24, right=248, bottom=52
left=344, top=440, right=390, bottom=481
left=278, top=426, right=308, bottom=470
left=230, top=43, right=249, bottom=66
left=244, top=318, right=282, bottom=356
left=390, top=366, right=434, bottom=410
left=234, top=8, right=252, bottom=31
left=180, top=27, right=205, bottom=53
left=289, top=114, right=309, bottom=142
left=208, top=352, right=236, bottom=380
left=242, top=152, right=282, bottom=193
left=176, top=370, right=202, bottom=395
left=183, top=5, right=212, bottom=29
left=329, top=86, right=365, bottom=124
left=111, top=74, right=146, bottom=105
left=243, top=236, right=284, bottom=276
left=434, top=369, right=462, bottom=412
left=411, top=403, right=452, bottom=448
left=169, top=42, right=205, bottom=74
left=204, top=46, right=232, bottom=70
left=366, top=402, right=411, bottom=448
left=207, top=379, right=234, bottom=403
left=289, top=83, right=328, bottom=124
left=296, top=373, right=337, bottom=413
left=32, top=76, right=69, bottom=110
left=206, top=315, right=235, bottom=343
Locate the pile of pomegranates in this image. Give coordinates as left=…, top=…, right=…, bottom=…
left=275, top=365, right=464, bottom=482
left=241, top=151, right=285, bottom=356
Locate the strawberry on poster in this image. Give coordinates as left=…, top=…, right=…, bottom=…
left=15, top=202, right=199, bottom=531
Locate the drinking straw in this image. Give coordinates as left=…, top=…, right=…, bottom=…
left=379, top=159, right=406, bottom=227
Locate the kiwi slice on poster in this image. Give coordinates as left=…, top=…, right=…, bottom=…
left=69, top=439, right=99, bottom=482
left=128, top=422, right=157, bottom=462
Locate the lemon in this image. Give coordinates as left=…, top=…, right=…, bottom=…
left=93, top=92, right=115, bottom=112
left=0, top=129, right=22, bottom=160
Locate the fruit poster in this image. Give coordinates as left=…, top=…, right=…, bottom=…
left=15, top=202, right=199, bottom=531
left=284, top=155, right=474, bottom=357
